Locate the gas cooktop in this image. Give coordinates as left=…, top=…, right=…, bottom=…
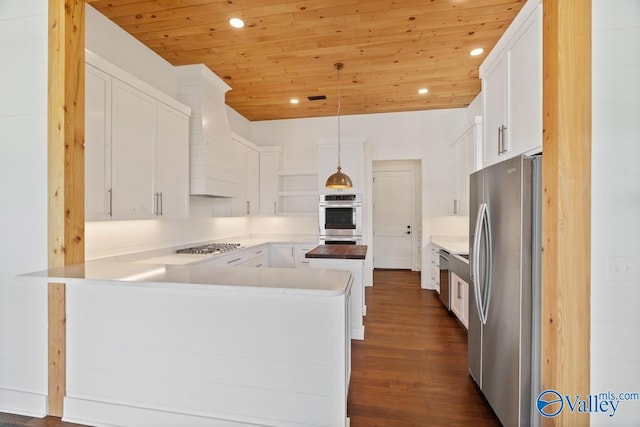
left=176, top=243, right=241, bottom=255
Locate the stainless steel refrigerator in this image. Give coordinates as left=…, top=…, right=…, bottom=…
left=468, top=154, right=542, bottom=427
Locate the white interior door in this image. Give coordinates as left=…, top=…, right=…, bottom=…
left=373, top=170, right=414, bottom=269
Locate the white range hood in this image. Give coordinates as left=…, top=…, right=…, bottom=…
left=175, top=64, right=239, bottom=197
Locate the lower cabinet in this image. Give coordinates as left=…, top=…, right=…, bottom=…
left=430, top=245, right=441, bottom=292
left=294, top=243, right=316, bottom=268
left=214, top=245, right=268, bottom=267
left=268, top=242, right=317, bottom=268
left=450, top=272, right=469, bottom=329
left=268, top=243, right=295, bottom=268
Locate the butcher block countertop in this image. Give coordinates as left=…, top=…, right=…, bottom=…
left=305, top=244, right=368, bottom=260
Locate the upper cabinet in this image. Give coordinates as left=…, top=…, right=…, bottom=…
left=85, top=64, right=112, bottom=220
left=230, top=132, right=261, bottom=216
left=449, top=116, right=482, bottom=216
left=155, top=103, right=190, bottom=218
left=259, top=147, right=283, bottom=215
left=110, top=78, right=156, bottom=219
left=85, top=53, right=190, bottom=221
left=481, top=2, right=542, bottom=168
left=176, top=64, right=239, bottom=198
left=317, top=139, right=367, bottom=194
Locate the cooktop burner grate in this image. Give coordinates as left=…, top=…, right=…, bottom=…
left=176, top=243, right=241, bottom=255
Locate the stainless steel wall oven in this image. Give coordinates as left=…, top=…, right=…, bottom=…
left=319, top=194, right=363, bottom=244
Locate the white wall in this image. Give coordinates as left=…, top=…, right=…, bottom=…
left=86, top=5, right=177, bottom=98
left=0, top=0, right=48, bottom=416
left=591, top=1, right=640, bottom=425
left=251, top=109, right=468, bottom=287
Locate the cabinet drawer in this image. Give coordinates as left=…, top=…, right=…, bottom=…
left=240, top=254, right=268, bottom=268
left=217, top=253, right=248, bottom=267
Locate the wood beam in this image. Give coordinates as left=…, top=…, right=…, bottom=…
left=541, top=0, right=591, bottom=426
left=48, top=0, right=85, bottom=417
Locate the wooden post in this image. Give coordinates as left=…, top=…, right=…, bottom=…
left=48, top=0, right=85, bottom=417
left=541, top=0, right=591, bottom=426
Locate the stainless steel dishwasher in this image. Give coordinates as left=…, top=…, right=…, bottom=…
left=438, top=249, right=450, bottom=310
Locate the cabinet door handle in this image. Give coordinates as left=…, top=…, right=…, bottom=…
left=501, top=125, right=509, bottom=153
left=246, top=200, right=250, bottom=215
left=227, top=258, right=242, bottom=264
left=159, top=192, right=163, bottom=216
left=108, top=188, right=113, bottom=217
left=498, top=125, right=508, bottom=154
left=458, top=281, right=462, bottom=299
left=273, top=201, right=277, bottom=215
left=453, top=199, right=459, bottom=214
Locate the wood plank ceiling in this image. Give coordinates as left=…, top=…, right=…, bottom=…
left=86, top=0, right=525, bottom=121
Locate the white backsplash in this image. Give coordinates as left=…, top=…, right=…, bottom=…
left=85, top=214, right=319, bottom=260
left=250, top=215, right=318, bottom=237
left=85, top=216, right=251, bottom=259
left=429, top=215, right=469, bottom=238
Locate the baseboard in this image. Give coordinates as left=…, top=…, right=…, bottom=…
left=351, top=325, right=365, bottom=340
left=0, top=387, right=47, bottom=418
left=63, top=396, right=324, bottom=427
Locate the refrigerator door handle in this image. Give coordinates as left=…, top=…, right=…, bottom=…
left=472, top=203, right=487, bottom=325
left=481, top=204, right=492, bottom=325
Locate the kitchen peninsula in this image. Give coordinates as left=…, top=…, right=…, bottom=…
left=23, top=261, right=353, bottom=427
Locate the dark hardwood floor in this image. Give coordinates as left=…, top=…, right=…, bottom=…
left=348, top=269, right=500, bottom=426
left=0, top=269, right=499, bottom=427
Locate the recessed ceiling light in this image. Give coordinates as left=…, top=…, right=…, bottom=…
left=469, top=48, right=484, bottom=57
left=229, top=18, right=245, bottom=28
left=290, top=98, right=299, bottom=104
left=418, top=88, right=429, bottom=95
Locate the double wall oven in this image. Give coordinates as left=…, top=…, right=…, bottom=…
left=319, top=194, right=363, bottom=245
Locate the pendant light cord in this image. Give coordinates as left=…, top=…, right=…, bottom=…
left=336, top=63, right=342, bottom=168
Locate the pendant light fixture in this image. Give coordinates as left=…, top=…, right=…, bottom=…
left=325, top=62, right=353, bottom=189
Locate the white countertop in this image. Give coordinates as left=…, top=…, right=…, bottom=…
left=22, top=261, right=351, bottom=297
left=430, top=235, right=469, bottom=255
left=20, top=234, right=353, bottom=297
left=94, top=234, right=317, bottom=264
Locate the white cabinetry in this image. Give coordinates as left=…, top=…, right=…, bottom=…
left=481, top=2, right=542, bottom=167
left=278, top=171, right=319, bottom=215
left=483, top=56, right=507, bottom=168
left=110, top=79, right=155, bottom=219
left=85, top=65, right=112, bottom=220
left=269, top=243, right=295, bottom=268
left=259, top=147, right=282, bottom=215
left=449, top=116, right=482, bottom=216
left=230, top=133, right=260, bottom=216
left=430, top=245, right=440, bottom=292
left=215, top=244, right=268, bottom=267
left=294, top=243, right=317, bottom=268
left=246, top=147, right=260, bottom=214
left=317, top=139, right=366, bottom=194
left=450, top=272, right=469, bottom=329
left=155, top=103, right=190, bottom=218
left=85, top=56, right=190, bottom=221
